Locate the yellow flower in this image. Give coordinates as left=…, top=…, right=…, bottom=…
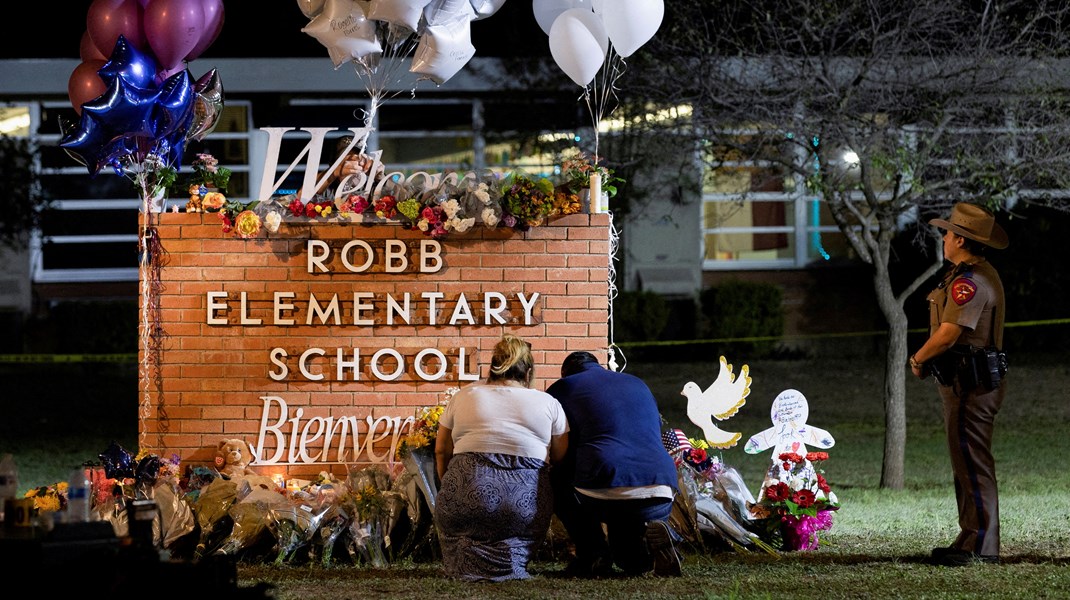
left=234, top=210, right=262, bottom=238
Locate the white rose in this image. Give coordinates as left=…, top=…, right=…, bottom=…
left=264, top=211, right=282, bottom=233
left=442, top=199, right=461, bottom=219
left=481, top=207, right=499, bottom=227
left=454, top=216, right=475, bottom=232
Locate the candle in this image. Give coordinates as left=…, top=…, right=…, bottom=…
left=589, top=173, right=602, bottom=213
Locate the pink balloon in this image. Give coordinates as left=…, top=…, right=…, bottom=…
left=79, top=31, right=107, bottom=62
left=144, top=0, right=205, bottom=71
left=68, top=60, right=108, bottom=115
left=86, top=0, right=147, bottom=56
left=185, top=0, right=225, bottom=62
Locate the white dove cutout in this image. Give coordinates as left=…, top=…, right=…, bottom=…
left=745, top=389, right=834, bottom=483
left=682, top=356, right=751, bottom=448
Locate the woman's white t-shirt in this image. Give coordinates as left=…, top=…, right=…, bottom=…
left=439, top=383, right=569, bottom=462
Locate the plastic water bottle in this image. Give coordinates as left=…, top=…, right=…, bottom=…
left=0, top=453, right=17, bottom=523
left=67, top=466, right=91, bottom=523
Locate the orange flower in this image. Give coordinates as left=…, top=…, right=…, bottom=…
left=234, top=210, right=261, bottom=239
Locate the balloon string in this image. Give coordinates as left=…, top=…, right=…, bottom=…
left=607, top=210, right=624, bottom=372
left=135, top=159, right=171, bottom=452
left=584, top=50, right=626, bottom=159
left=352, top=23, right=420, bottom=129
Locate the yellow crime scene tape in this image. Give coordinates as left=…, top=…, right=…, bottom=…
left=0, top=319, right=1066, bottom=361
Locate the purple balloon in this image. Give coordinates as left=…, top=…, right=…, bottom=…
left=144, top=0, right=205, bottom=72
left=98, top=35, right=158, bottom=89
left=185, top=0, right=225, bottom=62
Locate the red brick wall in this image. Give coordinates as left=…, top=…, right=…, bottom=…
left=139, top=212, right=610, bottom=480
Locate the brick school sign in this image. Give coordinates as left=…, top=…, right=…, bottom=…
left=139, top=212, right=610, bottom=480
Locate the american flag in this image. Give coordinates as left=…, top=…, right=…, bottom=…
left=661, top=429, right=692, bottom=462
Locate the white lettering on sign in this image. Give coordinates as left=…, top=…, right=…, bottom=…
left=265, top=346, right=480, bottom=382
left=305, top=239, right=443, bottom=274
left=252, top=396, right=416, bottom=465
left=207, top=290, right=539, bottom=327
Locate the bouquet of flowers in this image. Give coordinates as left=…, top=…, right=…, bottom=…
left=559, top=148, right=624, bottom=198
left=750, top=451, right=839, bottom=551
left=500, top=171, right=555, bottom=229
left=269, top=495, right=330, bottom=565
left=396, top=403, right=447, bottom=460
left=214, top=485, right=289, bottom=558
left=344, top=467, right=391, bottom=567
left=337, top=193, right=370, bottom=218
left=23, top=481, right=68, bottom=513
left=662, top=430, right=775, bottom=554
left=191, top=476, right=239, bottom=560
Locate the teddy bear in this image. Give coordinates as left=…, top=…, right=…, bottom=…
left=214, top=438, right=258, bottom=479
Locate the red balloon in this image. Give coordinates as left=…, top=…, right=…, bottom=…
left=68, top=60, right=108, bottom=115
left=185, top=0, right=225, bottom=62
left=79, top=31, right=107, bottom=62
left=144, top=0, right=205, bottom=72
left=86, top=0, right=147, bottom=57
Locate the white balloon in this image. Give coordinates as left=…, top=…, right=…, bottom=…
left=601, top=0, right=663, bottom=57
left=366, top=0, right=434, bottom=32
left=548, top=8, right=608, bottom=87
left=302, top=0, right=382, bottom=68
left=296, top=0, right=327, bottom=18
left=410, top=13, right=476, bottom=84
left=424, top=0, right=475, bottom=26
left=533, top=0, right=593, bottom=36
left=469, top=0, right=507, bottom=20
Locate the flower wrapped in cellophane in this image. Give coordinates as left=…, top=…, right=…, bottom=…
left=663, top=430, right=776, bottom=554
left=308, top=473, right=351, bottom=566
left=191, top=476, right=238, bottom=560
left=343, top=466, right=391, bottom=567
left=269, top=492, right=330, bottom=565
left=214, top=485, right=289, bottom=558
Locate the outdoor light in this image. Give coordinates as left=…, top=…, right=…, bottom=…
left=841, top=150, right=860, bottom=167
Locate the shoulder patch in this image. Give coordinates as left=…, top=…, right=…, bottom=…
left=950, top=278, right=977, bottom=305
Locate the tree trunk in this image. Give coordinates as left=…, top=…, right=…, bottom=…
left=871, top=252, right=909, bottom=490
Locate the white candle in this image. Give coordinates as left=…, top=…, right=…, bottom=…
left=589, top=173, right=602, bottom=213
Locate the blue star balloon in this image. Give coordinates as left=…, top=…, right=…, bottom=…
left=99, top=440, right=136, bottom=480
left=97, top=35, right=158, bottom=90
left=60, top=111, right=113, bottom=176
left=154, top=69, right=195, bottom=141
left=82, top=77, right=161, bottom=142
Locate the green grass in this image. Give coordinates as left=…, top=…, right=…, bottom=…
left=3, top=355, right=1069, bottom=598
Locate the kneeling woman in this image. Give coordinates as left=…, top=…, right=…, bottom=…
left=434, top=334, right=569, bottom=581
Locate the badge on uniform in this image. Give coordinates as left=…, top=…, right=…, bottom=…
left=950, top=278, right=977, bottom=305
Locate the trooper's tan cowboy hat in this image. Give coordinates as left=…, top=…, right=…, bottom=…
left=929, top=203, right=1009, bottom=249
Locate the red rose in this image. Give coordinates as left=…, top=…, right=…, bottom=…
left=688, top=448, right=708, bottom=463
left=791, top=489, right=816, bottom=508
left=817, top=473, right=831, bottom=494
left=778, top=452, right=804, bottom=464
left=287, top=198, right=305, bottom=217
left=765, top=482, right=790, bottom=502
left=807, top=452, right=829, bottom=462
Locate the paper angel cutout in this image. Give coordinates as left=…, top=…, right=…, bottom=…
left=682, top=356, right=751, bottom=448
left=745, top=388, right=834, bottom=461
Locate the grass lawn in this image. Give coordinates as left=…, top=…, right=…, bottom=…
left=3, top=354, right=1069, bottom=598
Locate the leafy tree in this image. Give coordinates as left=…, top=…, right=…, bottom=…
left=0, top=134, right=49, bottom=250
left=621, top=0, right=1070, bottom=488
